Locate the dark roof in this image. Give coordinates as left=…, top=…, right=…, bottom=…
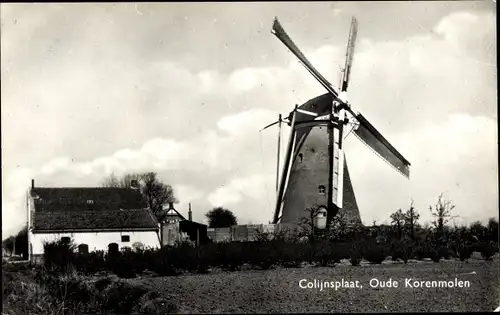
left=32, top=208, right=159, bottom=233
left=31, top=187, right=146, bottom=212
left=157, top=207, right=186, bottom=222
left=287, top=93, right=334, bottom=122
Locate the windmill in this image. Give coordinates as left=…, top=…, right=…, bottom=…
left=262, top=16, right=411, bottom=227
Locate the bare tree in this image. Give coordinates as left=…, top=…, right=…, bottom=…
left=102, top=172, right=121, bottom=188
left=299, top=205, right=324, bottom=240
left=102, top=172, right=142, bottom=189
left=429, top=193, right=457, bottom=239
left=404, top=199, right=420, bottom=240
left=101, top=172, right=178, bottom=221
left=390, top=209, right=405, bottom=239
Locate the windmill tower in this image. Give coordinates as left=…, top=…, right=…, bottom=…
left=263, top=17, right=411, bottom=227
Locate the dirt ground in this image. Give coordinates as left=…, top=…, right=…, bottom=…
left=134, top=257, right=499, bottom=313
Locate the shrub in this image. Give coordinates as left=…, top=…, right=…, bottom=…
left=429, top=247, right=441, bottom=263
left=390, top=240, right=413, bottom=263
left=457, top=243, right=474, bottom=261
left=105, top=251, right=136, bottom=278
left=218, top=242, right=245, bottom=271
left=31, top=270, right=103, bottom=314
left=3, top=271, right=57, bottom=314
left=43, top=239, right=76, bottom=273
left=347, top=241, right=362, bottom=266
left=148, top=247, right=180, bottom=276
left=362, top=242, right=387, bottom=264
left=313, top=241, right=336, bottom=267
left=74, top=250, right=106, bottom=274
left=247, top=241, right=277, bottom=270
left=413, top=243, right=432, bottom=260
left=478, top=241, right=496, bottom=261
left=101, top=280, right=150, bottom=313
left=191, top=246, right=211, bottom=274
left=134, top=292, right=178, bottom=314
left=254, top=228, right=272, bottom=242
left=278, top=241, right=307, bottom=268
left=438, top=246, right=454, bottom=260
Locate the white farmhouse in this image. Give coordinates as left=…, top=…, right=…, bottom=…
left=27, top=179, right=161, bottom=262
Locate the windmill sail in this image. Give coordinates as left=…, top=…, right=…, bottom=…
left=271, top=18, right=340, bottom=98
left=341, top=17, right=358, bottom=92
left=353, top=113, right=410, bottom=178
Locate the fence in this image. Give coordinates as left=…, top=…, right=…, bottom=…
left=207, top=223, right=300, bottom=242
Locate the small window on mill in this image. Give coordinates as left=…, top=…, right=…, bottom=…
left=298, top=153, right=303, bottom=162
left=121, top=235, right=130, bottom=242
left=318, top=185, right=326, bottom=194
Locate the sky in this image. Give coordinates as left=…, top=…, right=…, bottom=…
left=1, top=2, right=497, bottom=238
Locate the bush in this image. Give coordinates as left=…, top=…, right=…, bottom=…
left=362, top=242, right=387, bottom=264
left=74, top=250, right=106, bottom=274
left=478, top=242, right=496, bottom=261
left=191, top=246, right=211, bottom=273
left=429, top=248, right=441, bottom=263
left=3, top=259, right=171, bottom=315
left=148, top=247, right=180, bottom=276
left=278, top=241, right=308, bottom=268
left=101, top=280, right=150, bottom=313
left=457, top=243, right=474, bottom=261
left=390, top=240, right=413, bottom=263
left=312, top=241, right=336, bottom=267
left=133, top=292, right=178, bottom=314
left=347, top=241, right=362, bottom=266
left=105, top=251, right=136, bottom=278
left=217, top=242, right=245, bottom=271
left=247, top=241, right=277, bottom=270
left=438, top=246, right=454, bottom=260
left=43, top=239, right=76, bottom=273
left=413, top=244, right=429, bottom=260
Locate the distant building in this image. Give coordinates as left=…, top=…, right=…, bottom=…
left=158, top=202, right=186, bottom=224
left=160, top=203, right=209, bottom=246
left=28, top=179, right=160, bottom=262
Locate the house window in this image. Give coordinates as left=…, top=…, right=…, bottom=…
left=121, top=235, right=130, bottom=242
left=61, top=237, right=71, bottom=244
left=86, top=200, right=94, bottom=204
left=318, top=185, right=326, bottom=194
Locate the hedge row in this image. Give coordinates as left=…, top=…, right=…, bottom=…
left=42, top=237, right=498, bottom=278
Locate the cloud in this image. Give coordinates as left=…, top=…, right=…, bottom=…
left=207, top=173, right=275, bottom=223
left=217, top=109, right=275, bottom=135
left=1, top=8, right=497, bottom=238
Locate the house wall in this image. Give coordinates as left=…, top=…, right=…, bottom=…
left=161, top=222, right=190, bottom=246
left=30, top=230, right=160, bottom=255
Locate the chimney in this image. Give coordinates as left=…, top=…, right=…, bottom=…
left=188, top=203, right=192, bottom=221
left=31, top=179, right=34, bottom=189
left=168, top=202, right=174, bottom=209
